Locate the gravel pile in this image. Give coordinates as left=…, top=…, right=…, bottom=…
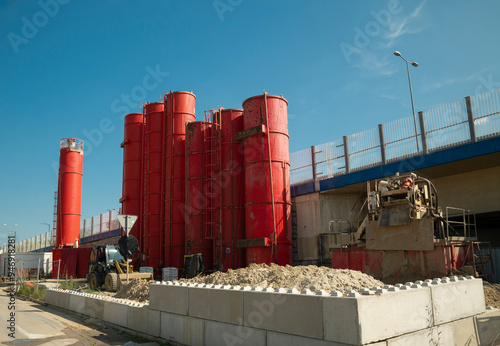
left=177, top=263, right=384, bottom=292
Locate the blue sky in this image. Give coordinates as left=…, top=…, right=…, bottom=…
left=1, top=0, right=499, bottom=245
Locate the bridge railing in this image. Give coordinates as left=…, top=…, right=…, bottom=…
left=290, top=88, right=500, bottom=186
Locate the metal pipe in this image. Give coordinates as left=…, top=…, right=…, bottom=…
left=395, top=51, right=420, bottom=153
left=405, top=62, right=420, bottom=153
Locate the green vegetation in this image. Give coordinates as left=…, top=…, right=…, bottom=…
left=59, top=276, right=77, bottom=290
left=17, top=283, right=46, bottom=301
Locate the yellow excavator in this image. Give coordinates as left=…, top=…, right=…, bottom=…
left=87, top=245, right=152, bottom=291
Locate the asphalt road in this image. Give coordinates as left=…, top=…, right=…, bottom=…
left=0, top=286, right=159, bottom=345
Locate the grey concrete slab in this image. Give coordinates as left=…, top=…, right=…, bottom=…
left=243, top=290, right=323, bottom=339
left=387, top=324, right=453, bottom=346
left=323, top=288, right=433, bottom=345
left=127, top=305, right=160, bottom=337
left=475, top=308, right=500, bottom=346
left=205, top=320, right=265, bottom=346
left=149, top=284, right=188, bottom=315
left=430, top=278, right=485, bottom=325
left=189, top=287, right=243, bottom=325
left=267, top=331, right=353, bottom=346
left=450, top=316, right=479, bottom=346
left=46, top=290, right=70, bottom=310
left=68, top=294, right=86, bottom=314
left=84, top=296, right=105, bottom=320
left=160, top=311, right=204, bottom=346
left=103, top=300, right=127, bottom=328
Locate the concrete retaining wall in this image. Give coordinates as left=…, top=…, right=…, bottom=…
left=45, top=276, right=500, bottom=345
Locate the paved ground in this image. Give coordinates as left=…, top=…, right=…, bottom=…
left=0, top=286, right=160, bottom=345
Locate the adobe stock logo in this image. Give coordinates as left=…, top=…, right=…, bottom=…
left=213, top=0, right=242, bottom=21
left=340, top=0, right=403, bottom=63
left=7, top=0, right=71, bottom=54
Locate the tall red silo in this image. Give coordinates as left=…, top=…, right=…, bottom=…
left=56, top=138, right=84, bottom=247
left=216, top=109, right=245, bottom=271
left=242, top=93, right=292, bottom=266
left=185, top=121, right=214, bottom=270
left=164, top=91, right=196, bottom=269
left=142, top=102, right=165, bottom=270
left=120, top=112, right=144, bottom=266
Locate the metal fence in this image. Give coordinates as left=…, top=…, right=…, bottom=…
left=290, top=88, right=500, bottom=185
left=81, top=209, right=119, bottom=238
left=1, top=210, right=121, bottom=254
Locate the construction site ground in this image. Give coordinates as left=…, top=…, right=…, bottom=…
left=0, top=289, right=161, bottom=345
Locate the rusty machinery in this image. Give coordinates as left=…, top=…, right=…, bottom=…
left=329, top=172, right=475, bottom=251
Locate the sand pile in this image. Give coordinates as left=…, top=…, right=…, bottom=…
left=178, top=263, right=384, bottom=292
left=483, top=282, right=500, bottom=309
left=114, top=279, right=150, bottom=302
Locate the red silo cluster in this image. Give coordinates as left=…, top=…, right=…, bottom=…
left=120, top=91, right=291, bottom=275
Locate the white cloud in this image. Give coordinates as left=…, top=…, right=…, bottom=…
left=423, top=66, right=497, bottom=92
left=344, top=1, right=428, bottom=76
left=354, top=52, right=397, bottom=76
left=383, top=1, right=427, bottom=47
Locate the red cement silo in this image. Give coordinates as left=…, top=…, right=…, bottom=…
left=217, top=109, right=245, bottom=271
left=142, top=102, right=165, bottom=270
left=164, top=91, right=196, bottom=270
left=242, top=94, right=292, bottom=266
left=120, top=113, right=144, bottom=248
left=56, top=138, right=84, bottom=247
left=185, top=121, right=214, bottom=270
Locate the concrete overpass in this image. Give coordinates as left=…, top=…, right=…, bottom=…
left=290, top=88, right=500, bottom=266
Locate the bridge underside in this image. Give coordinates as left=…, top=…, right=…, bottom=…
left=291, top=137, right=500, bottom=267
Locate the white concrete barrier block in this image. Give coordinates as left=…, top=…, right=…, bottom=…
left=103, top=300, right=127, bottom=328
left=387, top=323, right=453, bottom=346
left=475, top=308, right=500, bottom=345
left=69, top=294, right=87, bottom=314
left=46, top=290, right=70, bottom=310
left=449, top=316, right=479, bottom=346
left=267, top=330, right=351, bottom=346
left=127, top=306, right=160, bottom=337
left=243, top=291, right=323, bottom=339
left=149, top=284, right=188, bottom=315
left=329, top=291, right=343, bottom=297
left=430, top=278, right=485, bottom=325
left=189, top=287, right=243, bottom=325
left=160, top=311, right=204, bottom=346
left=315, top=290, right=329, bottom=296
left=324, top=288, right=433, bottom=345
left=205, top=320, right=265, bottom=346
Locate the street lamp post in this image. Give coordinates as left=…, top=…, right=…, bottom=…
left=394, top=51, right=421, bottom=153
left=41, top=222, right=51, bottom=233
left=3, top=224, right=18, bottom=235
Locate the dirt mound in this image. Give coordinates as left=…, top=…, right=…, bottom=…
left=483, top=281, right=500, bottom=309
left=178, top=263, right=384, bottom=292
left=114, top=279, right=150, bottom=302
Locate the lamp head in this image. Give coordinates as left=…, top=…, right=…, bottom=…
left=411, top=62, right=419, bottom=67
left=394, top=51, right=401, bottom=57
